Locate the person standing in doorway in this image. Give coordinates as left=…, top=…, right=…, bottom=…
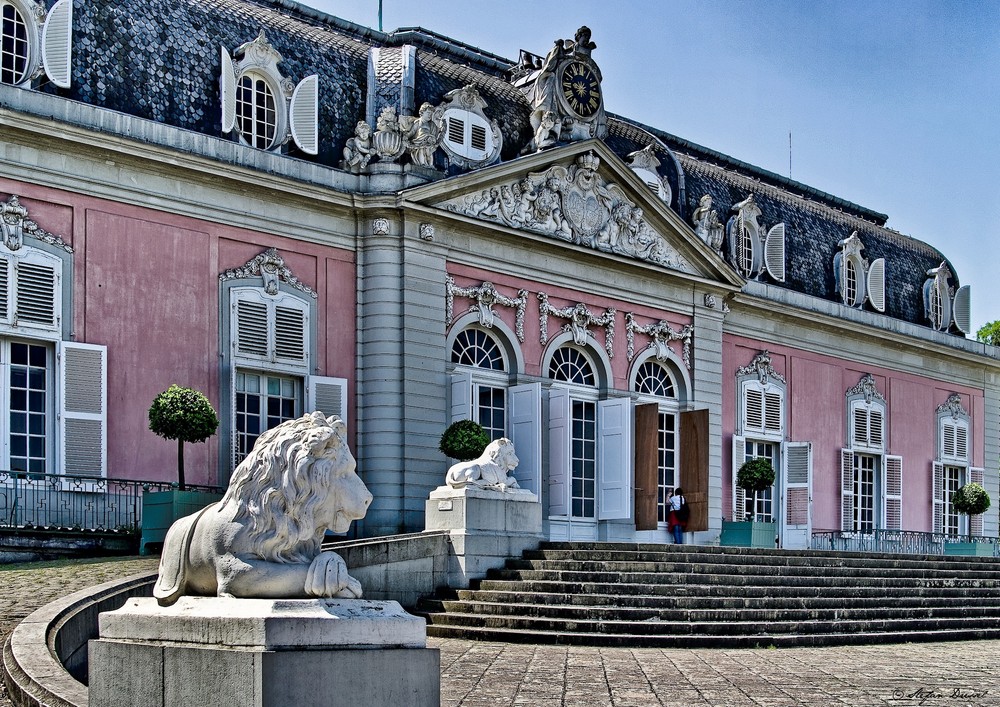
left=668, top=487, right=687, bottom=544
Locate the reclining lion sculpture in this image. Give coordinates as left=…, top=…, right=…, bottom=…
left=154, top=412, right=372, bottom=606
left=445, top=437, right=521, bottom=492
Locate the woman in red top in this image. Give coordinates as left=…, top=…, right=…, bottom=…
left=667, top=487, right=686, bottom=544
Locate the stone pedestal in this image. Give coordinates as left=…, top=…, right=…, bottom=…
left=89, top=597, right=439, bottom=707
left=425, top=486, right=543, bottom=586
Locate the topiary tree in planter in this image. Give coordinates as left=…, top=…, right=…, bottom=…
left=953, top=482, right=991, bottom=518
left=439, top=420, right=489, bottom=461
left=148, top=385, right=219, bottom=490
left=737, top=457, right=776, bottom=521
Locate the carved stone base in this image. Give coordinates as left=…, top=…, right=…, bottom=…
left=89, top=597, right=439, bottom=707
left=425, top=486, right=543, bottom=586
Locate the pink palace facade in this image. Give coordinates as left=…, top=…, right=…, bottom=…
left=0, top=0, right=997, bottom=550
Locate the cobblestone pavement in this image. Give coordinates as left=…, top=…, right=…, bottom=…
left=4, top=556, right=1000, bottom=707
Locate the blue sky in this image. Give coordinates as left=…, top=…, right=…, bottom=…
left=308, top=0, right=1000, bottom=335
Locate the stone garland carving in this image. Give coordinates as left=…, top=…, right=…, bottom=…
left=936, top=393, right=967, bottom=420
left=691, top=194, right=724, bottom=252
left=736, top=351, right=786, bottom=386
left=442, top=152, right=695, bottom=274
left=538, top=292, right=615, bottom=358
left=0, top=194, right=73, bottom=253
left=446, top=277, right=528, bottom=343
left=624, top=312, right=693, bottom=369
left=845, top=373, right=885, bottom=403
left=219, top=247, right=317, bottom=298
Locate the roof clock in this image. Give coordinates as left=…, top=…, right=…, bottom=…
left=519, top=26, right=608, bottom=152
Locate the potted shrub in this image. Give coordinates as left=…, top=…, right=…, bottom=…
left=945, top=482, right=994, bottom=556
left=141, top=385, right=222, bottom=554
left=721, top=457, right=778, bottom=548
left=439, top=419, right=490, bottom=461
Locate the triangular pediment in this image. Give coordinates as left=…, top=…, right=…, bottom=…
left=405, top=140, right=743, bottom=287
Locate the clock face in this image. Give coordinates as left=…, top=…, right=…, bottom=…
left=560, top=61, right=601, bottom=118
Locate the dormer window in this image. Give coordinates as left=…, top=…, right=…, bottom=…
left=727, top=194, right=785, bottom=282
left=220, top=31, right=318, bottom=155
left=833, top=232, right=885, bottom=311
left=436, top=84, right=502, bottom=169
left=923, top=262, right=971, bottom=335
left=625, top=144, right=672, bottom=205
left=0, top=0, right=71, bottom=88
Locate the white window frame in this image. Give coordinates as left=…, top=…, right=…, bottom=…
left=738, top=379, right=784, bottom=440
left=0, top=0, right=71, bottom=89
left=0, top=243, right=63, bottom=338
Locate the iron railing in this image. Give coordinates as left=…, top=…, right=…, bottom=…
left=0, top=470, right=222, bottom=532
left=811, top=530, right=1000, bottom=557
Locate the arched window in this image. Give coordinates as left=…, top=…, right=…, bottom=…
left=449, top=327, right=509, bottom=441
left=548, top=345, right=595, bottom=386
left=1, top=1, right=29, bottom=85
left=634, top=360, right=676, bottom=399
left=451, top=328, right=505, bottom=371
left=236, top=72, right=278, bottom=150
left=632, top=358, right=678, bottom=525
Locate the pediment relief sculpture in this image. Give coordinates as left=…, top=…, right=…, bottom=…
left=625, top=313, right=693, bottom=368
left=445, top=277, right=528, bottom=342
left=736, top=351, right=786, bottom=386
left=538, top=293, right=615, bottom=358
left=219, top=247, right=317, bottom=298
left=936, top=393, right=967, bottom=420
left=0, top=194, right=72, bottom=253
left=846, top=373, right=885, bottom=404
left=441, top=152, right=696, bottom=274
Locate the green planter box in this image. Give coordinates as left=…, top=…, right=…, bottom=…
left=944, top=542, right=996, bottom=557
left=140, top=489, right=222, bottom=555
left=720, top=520, right=777, bottom=548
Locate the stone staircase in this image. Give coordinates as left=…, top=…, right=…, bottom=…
left=418, top=541, right=1000, bottom=647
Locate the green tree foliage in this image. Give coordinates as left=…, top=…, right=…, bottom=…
left=439, top=420, right=490, bottom=461
left=976, top=320, right=1000, bottom=347
left=737, top=457, right=776, bottom=492
left=953, top=482, right=991, bottom=516
left=148, top=385, right=219, bottom=490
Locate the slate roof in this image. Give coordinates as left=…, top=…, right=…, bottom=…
left=39, top=0, right=959, bottom=332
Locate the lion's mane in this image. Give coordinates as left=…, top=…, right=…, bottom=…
left=220, top=412, right=343, bottom=563
left=481, top=438, right=517, bottom=470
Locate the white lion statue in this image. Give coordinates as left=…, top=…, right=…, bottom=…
left=445, top=437, right=520, bottom=492
left=154, top=412, right=372, bottom=607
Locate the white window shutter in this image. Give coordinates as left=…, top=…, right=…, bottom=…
left=234, top=297, right=269, bottom=359
left=841, top=449, right=854, bottom=531
left=884, top=455, right=902, bottom=531
left=508, top=382, right=541, bottom=496
left=764, top=390, right=782, bottom=435
left=869, top=407, right=884, bottom=450
left=970, top=467, right=986, bottom=536
left=764, top=223, right=786, bottom=282
left=852, top=404, right=869, bottom=447
left=274, top=303, right=307, bottom=363
left=744, top=386, right=764, bottom=434
left=942, top=421, right=957, bottom=459
left=59, top=341, right=107, bottom=477
left=220, top=46, right=237, bottom=134
left=867, top=258, right=886, bottom=313
left=952, top=284, right=971, bottom=335
left=932, top=461, right=944, bottom=534
left=732, top=435, right=746, bottom=521
left=783, top=442, right=811, bottom=528
left=14, top=259, right=59, bottom=329
left=446, top=116, right=465, bottom=147
left=597, top=397, right=632, bottom=521
left=0, top=256, right=10, bottom=325
left=449, top=370, right=472, bottom=425
left=306, top=375, right=348, bottom=424
left=955, top=422, right=969, bottom=462
left=41, top=0, right=73, bottom=89
left=547, top=387, right=571, bottom=517
left=289, top=74, right=319, bottom=156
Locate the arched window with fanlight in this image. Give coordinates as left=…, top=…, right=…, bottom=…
left=0, top=0, right=73, bottom=89
left=449, top=327, right=508, bottom=441
left=632, top=359, right=680, bottom=529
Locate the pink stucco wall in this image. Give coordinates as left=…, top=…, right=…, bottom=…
left=723, top=335, right=986, bottom=534
left=448, top=263, right=692, bottom=389
left=1, top=179, right=356, bottom=486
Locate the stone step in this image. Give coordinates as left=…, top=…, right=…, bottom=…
left=423, top=611, right=1000, bottom=637
left=450, top=589, right=1000, bottom=611
left=484, top=568, right=1000, bottom=590
left=424, top=623, right=1000, bottom=649
left=428, top=599, right=1000, bottom=624
left=505, top=557, right=1000, bottom=581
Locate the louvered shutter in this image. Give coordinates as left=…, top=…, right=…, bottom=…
left=869, top=407, right=884, bottom=449
left=446, top=116, right=465, bottom=147
left=884, top=455, right=903, bottom=531
left=732, top=435, right=746, bottom=521
left=952, top=285, right=971, bottom=335
left=547, top=387, right=571, bottom=517
left=970, top=467, right=986, bottom=537
left=744, top=386, right=764, bottom=434
left=783, top=442, right=812, bottom=532
left=41, top=0, right=72, bottom=89
left=0, top=256, right=9, bottom=325
left=597, top=397, right=632, bottom=521
left=509, top=382, right=541, bottom=495
left=764, top=223, right=785, bottom=282
left=955, top=423, right=969, bottom=462
left=235, top=297, right=268, bottom=359
left=289, top=75, right=319, bottom=155
left=449, top=370, right=472, bottom=425
left=867, top=258, right=886, bottom=313
left=763, top=390, right=782, bottom=435
left=932, top=461, right=944, bottom=534
left=470, top=123, right=487, bottom=152
left=841, top=449, right=855, bottom=531
left=274, top=302, right=307, bottom=364
left=852, top=404, right=869, bottom=447
left=306, top=375, right=348, bottom=425
left=59, top=341, right=107, bottom=477
left=942, top=421, right=957, bottom=459
left=220, top=47, right=237, bottom=134
left=15, top=259, right=58, bottom=329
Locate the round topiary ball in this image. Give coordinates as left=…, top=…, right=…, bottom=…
left=737, top=457, right=776, bottom=492
left=439, top=420, right=490, bottom=461
left=148, top=385, right=219, bottom=444
left=953, top=482, right=991, bottom=516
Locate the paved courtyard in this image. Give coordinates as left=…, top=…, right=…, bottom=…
left=2, top=556, right=1000, bottom=706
